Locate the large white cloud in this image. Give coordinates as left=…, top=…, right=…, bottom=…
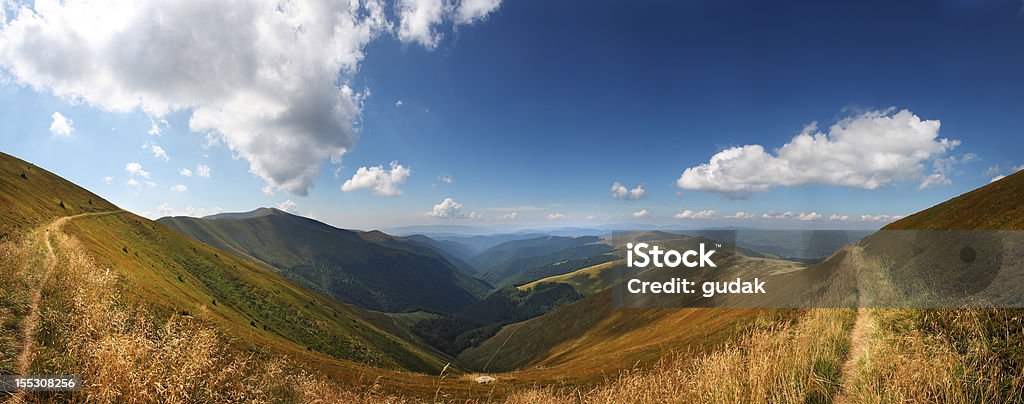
left=0, top=0, right=387, bottom=196
left=676, top=109, right=958, bottom=199
left=340, top=161, right=411, bottom=196
left=454, top=0, right=501, bottom=24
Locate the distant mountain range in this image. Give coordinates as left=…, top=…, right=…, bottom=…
left=159, top=208, right=490, bottom=314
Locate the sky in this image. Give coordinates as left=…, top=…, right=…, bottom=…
left=1, top=0, right=1023, bottom=232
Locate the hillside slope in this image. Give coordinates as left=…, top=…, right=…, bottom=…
left=0, top=152, right=466, bottom=399
left=159, top=210, right=485, bottom=313
left=884, top=169, right=1024, bottom=230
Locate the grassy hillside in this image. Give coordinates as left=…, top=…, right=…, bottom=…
left=884, top=169, right=1024, bottom=230
left=0, top=151, right=118, bottom=233
left=0, top=151, right=489, bottom=400
left=159, top=211, right=485, bottom=313
left=471, top=236, right=613, bottom=287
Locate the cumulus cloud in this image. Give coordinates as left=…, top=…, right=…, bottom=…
left=125, top=162, right=150, bottom=179
left=340, top=161, right=411, bottom=196
left=677, top=109, right=958, bottom=198
left=170, top=184, right=188, bottom=192
left=179, top=168, right=192, bottom=177
left=990, top=175, right=1006, bottom=183
left=195, top=164, right=211, bottom=178
left=0, top=0, right=391, bottom=196
left=547, top=213, right=567, bottom=220
left=469, top=211, right=482, bottom=220
left=611, top=182, right=645, bottom=200
left=49, top=112, right=73, bottom=136
left=500, top=212, right=519, bottom=220
left=632, top=209, right=650, bottom=218
left=103, top=176, right=113, bottom=184
left=426, top=197, right=463, bottom=218
left=726, top=211, right=754, bottom=219
left=397, top=0, right=502, bottom=48
left=829, top=214, right=851, bottom=221
left=395, top=99, right=404, bottom=107
left=674, top=209, right=716, bottom=219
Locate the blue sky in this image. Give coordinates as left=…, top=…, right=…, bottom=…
left=1, top=0, right=1022, bottom=231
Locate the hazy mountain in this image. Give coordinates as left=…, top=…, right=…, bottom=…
left=159, top=209, right=487, bottom=313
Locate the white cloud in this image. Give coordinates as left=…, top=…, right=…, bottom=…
left=438, top=173, right=453, bottom=185
left=170, top=184, right=188, bottom=192
left=726, top=211, right=754, bottom=219
left=829, top=214, right=851, bottom=221
left=547, top=213, right=567, bottom=220
left=397, top=0, right=448, bottom=48
left=143, top=142, right=170, bottom=161
left=179, top=168, right=192, bottom=177
left=500, top=212, right=519, bottom=220
left=426, top=197, right=464, bottom=218
left=674, top=209, right=716, bottom=219
left=125, top=162, right=150, bottom=179
left=147, top=118, right=168, bottom=136
left=455, top=0, right=501, bottom=24
left=918, top=173, right=951, bottom=190
left=261, top=185, right=275, bottom=196
left=858, top=214, right=903, bottom=222
left=469, top=211, right=482, bottom=220
left=0, top=0, right=392, bottom=196
left=611, top=182, right=645, bottom=200
left=632, top=209, right=650, bottom=218
left=276, top=199, right=298, bottom=213
left=984, top=165, right=1002, bottom=177
left=340, top=161, right=411, bottom=196
left=49, top=112, right=73, bottom=136
left=797, top=211, right=822, bottom=221
left=395, top=99, right=404, bottom=107
left=397, top=0, right=502, bottom=48
left=676, top=109, right=957, bottom=198
left=990, top=175, right=1006, bottom=183
left=151, top=202, right=223, bottom=219
left=762, top=211, right=796, bottom=220
left=195, top=164, right=211, bottom=178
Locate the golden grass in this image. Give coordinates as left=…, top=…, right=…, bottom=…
left=840, top=308, right=1024, bottom=403
left=504, top=308, right=856, bottom=403
left=0, top=235, right=46, bottom=374
left=25, top=228, right=391, bottom=403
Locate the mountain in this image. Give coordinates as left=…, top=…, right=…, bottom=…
left=404, top=234, right=479, bottom=261
left=159, top=209, right=488, bottom=313
left=883, top=170, right=1024, bottom=230
left=0, top=151, right=458, bottom=399
left=470, top=236, right=614, bottom=287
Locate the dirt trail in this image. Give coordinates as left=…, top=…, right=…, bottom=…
left=15, top=211, right=121, bottom=375
left=836, top=246, right=873, bottom=403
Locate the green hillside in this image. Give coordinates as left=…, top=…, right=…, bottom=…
left=159, top=211, right=486, bottom=313
left=470, top=236, right=613, bottom=287
left=0, top=151, right=470, bottom=400
left=884, top=169, right=1024, bottom=230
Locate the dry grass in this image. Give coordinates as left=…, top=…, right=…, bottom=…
left=504, top=308, right=856, bottom=403
left=841, top=308, right=1024, bottom=403
left=23, top=228, right=393, bottom=403
left=0, top=235, right=46, bottom=374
